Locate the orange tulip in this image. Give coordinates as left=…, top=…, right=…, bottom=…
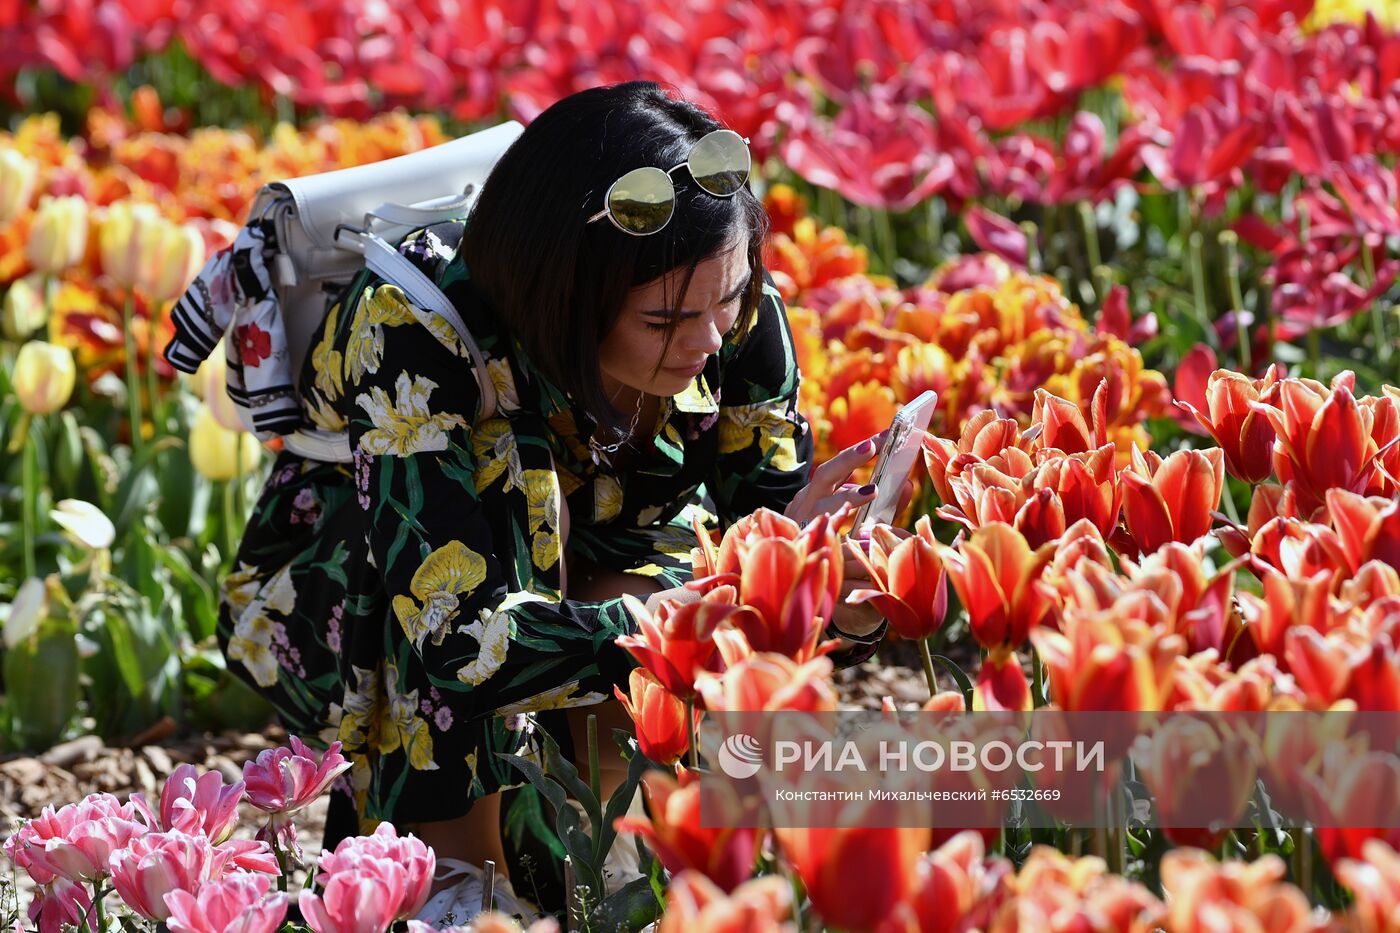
left=1031, top=610, right=1184, bottom=712
left=1301, top=746, right=1400, bottom=865
left=1030, top=385, right=1106, bottom=455
left=1133, top=717, right=1257, bottom=849
left=827, top=379, right=900, bottom=454
left=1326, top=489, right=1400, bottom=575
left=614, top=669, right=700, bottom=766
left=695, top=651, right=837, bottom=713
left=614, top=769, right=761, bottom=893
left=1334, top=840, right=1400, bottom=933
left=936, top=523, right=1055, bottom=650
left=846, top=517, right=948, bottom=640
left=923, top=410, right=1033, bottom=504
left=972, top=649, right=1031, bottom=712
left=657, top=871, right=794, bottom=933
left=1175, top=366, right=1282, bottom=484
left=1217, top=482, right=1301, bottom=558
left=1244, top=565, right=1345, bottom=661
left=1120, top=447, right=1225, bottom=553
left=1248, top=515, right=1351, bottom=582
left=775, top=815, right=931, bottom=933
left=1363, top=389, right=1400, bottom=495
left=1158, top=850, right=1314, bottom=933
left=987, top=845, right=1164, bottom=933
left=1023, top=445, right=1122, bottom=539
left=875, top=832, right=1012, bottom=933
left=616, top=596, right=738, bottom=700
left=1252, top=375, right=1383, bottom=515
left=1122, top=541, right=1244, bottom=657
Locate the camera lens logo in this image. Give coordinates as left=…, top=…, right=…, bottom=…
left=717, top=733, right=764, bottom=779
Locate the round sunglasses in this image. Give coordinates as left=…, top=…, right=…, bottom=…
left=585, top=129, right=752, bottom=236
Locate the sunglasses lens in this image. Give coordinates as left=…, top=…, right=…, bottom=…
left=607, top=166, right=676, bottom=234
left=688, top=130, right=751, bottom=197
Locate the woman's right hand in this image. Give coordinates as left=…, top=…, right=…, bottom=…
left=782, top=432, right=886, bottom=525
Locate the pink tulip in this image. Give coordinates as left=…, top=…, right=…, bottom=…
left=27, top=878, right=93, bottom=933
left=212, top=838, right=282, bottom=877
left=300, top=868, right=408, bottom=933
left=108, top=831, right=215, bottom=921
left=164, top=872, right=288, bottom=933
left=244, top=736, right=352, bottom=815
left=133, top=763, right=245, bottom=843
left=10, top=794, right=145, bottom=884
left=315, top=823, right=435, bottom=921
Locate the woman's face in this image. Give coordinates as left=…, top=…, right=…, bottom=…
left=598, top=231, right=751, bottom=399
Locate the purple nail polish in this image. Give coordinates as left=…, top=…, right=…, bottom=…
left=858, top=483, right=876, bottom=495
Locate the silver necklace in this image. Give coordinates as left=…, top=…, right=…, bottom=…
left=588, top=387, right=646, bottom=463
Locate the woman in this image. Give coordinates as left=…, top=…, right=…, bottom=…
left=216, top=80, right=891, bottom=921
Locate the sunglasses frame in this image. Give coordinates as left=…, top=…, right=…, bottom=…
left=586, top=129, right=753, bottom=236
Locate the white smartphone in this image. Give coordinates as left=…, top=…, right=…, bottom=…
left=851, top=390, right=939, bottom=531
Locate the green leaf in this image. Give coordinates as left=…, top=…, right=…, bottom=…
left=5, top=617, right=80, bottom=751
left=588, top=876, right=664, bottom=933
left=932, top=654, right=974, bottom=708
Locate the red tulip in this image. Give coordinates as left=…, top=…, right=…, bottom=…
left=1121, top=447, right=1225, bottom=554
left=1031, top=611, right=1183, bottom=712
left=876, top=832, right=1011, bottom=933
left=846, top=517, right=948, bottom=641
left=695, top=651, right=837, bottom=713
left=656, top=871, right=793, bottom=933
left=614, top=769, right=761, bottom=893
left=972, top=649, right=1032, bottom=712
left=964, top=206, right=1027, bottom=268
left=615, top=669, right=700, bottom=766
left=1133, top=718, right=1257, bottom=850
left=616, top=596, right=739, bottom=700
left=1326, top=489, right=1400, bottom=574
left=1333, top=840, right=1400, bottom=933
left=1176, top=366, right=1282, bottom=483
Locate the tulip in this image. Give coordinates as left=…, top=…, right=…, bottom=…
left=146, top=220, right=207, bottom=302
left=657, top=871, right=794, bottom=933
left=300, top=869, right=406, bottom=933
left=1031, top=386, right=1105, bottom=455
left=1158, top=850, right=1313, bottom=933
left=972, top=650, right=1031, bottom=712
left=164, top=872, right=288, bottom=933
left=3, top=272, right=48, bottom=340
left=1248, top=515, right=1350, bottom=581
left=846, top=517, right=948, bottom=641
left=26, top=194, right=89, bottom=275
left=315, top=823, right=434, bottom=921
left=613, top=769, right=760, bottom=892
left=695, top=651, right=837, bottom=713
left=614, top=668, right=700, bottom=766
left=1120, top=447, right=1225, bottom=554
left=108, top=831, right=215, bottom=921
left=98, top=200, right=164, bottom=290
left=1176, top=367, right=1281, bottom=484
left=188, top=403, right=263, bottom=481
left=1333, top=840, right=1400, bottom=933
left=211, top=838, right=281, bottom=876
left=1031, top=611, right=1182, bottom=712
left=186, top=340, right=244, bottom=431
left=935, top=523, right=1055, bottom=650
left=1326, top=489, right=1400, bottom=575
left=3, top=576, right=48, bottom=649
left=775, top=816, right=931, bottom=932
left=0, top=147, right=38, bottom=222
left=131, top=762, right=244, bottom=844
left=616, top=596, right=735, bottom=700
left=12, top=340, right=76, bottom=415
left=26, top=876, right=94, bottom=933
left=1252, top=377, right=1383, bottom=515
left=243, top=736, right=352, bottom=816
left=1132, top=718, right=1257, bottom=849
left=14, top=793, right=147, bottom=886
left=1023, top=445, right=1122, bottom=539
left=922, top=410, right=1031, bottom=504
left=49, top=499, right=115, bottom=551
left=989, top=844, right=1164, bottom=932
left=1302, top=748, right=1400, bottom=866
left=875, top=831, right=1011, bottom=933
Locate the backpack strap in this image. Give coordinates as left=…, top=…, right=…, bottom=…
left=358, top=230, right=499, bottom=424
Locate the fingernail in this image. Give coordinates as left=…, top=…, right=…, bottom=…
left=859, top=439, right=876, bottom=454
left=859, top=483, right=876, bottom=495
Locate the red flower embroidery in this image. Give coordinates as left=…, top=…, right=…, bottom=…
left=237, top=323, right=272, bottom=367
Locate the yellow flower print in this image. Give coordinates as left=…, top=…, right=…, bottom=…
left=522, top=469, right=560, bottom=534
left=220, top=561, right=262, bottom=621
left=311, top=300, right=345, bottom=402
left=531, top=531, right=559, bottom=572
left=379, top=661, right=437, bottom=771
left=486, top=358, right=520, bottom=413
left=355, top=372, right=468, bottom=456
left=472, top=418, right=524, bottom=492
left=304, top=390, right=347, bottom=433
left=227, top=612, right=279, bottom=687
left=592, top=475, right=623, bottom=523
left=635, top=504, right=665, bottom=527
left=391, top=540, right=487, bottom=648
left=494, top=682, right=608, bottom=718
left=719, top=402, right=799, bottom=471
left=455, top=592, right=545, bottom=686
left=336, top=664, right=386, bottom=752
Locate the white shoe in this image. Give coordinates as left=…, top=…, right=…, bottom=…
left=566, top=787, right=648, bottom=897
left=414, top=858, right=542, bottom=928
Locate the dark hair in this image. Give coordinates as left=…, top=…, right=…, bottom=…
left=461, top=80, right=770, bottom=435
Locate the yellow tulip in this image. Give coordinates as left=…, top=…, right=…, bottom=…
left=2, top=273, right=48, bottom=340
left=12, top=340, right=76, bottom=415
left=145, top=220, right=205, bottom=303
left=0, top=148, right=38, bottom=223
left=98, top=200, right=163, bottom=290
left=188, top=403, right=262, bottom=481
left=185, top=339, right=243, bottom=431
left=26, top=195, right=89, bottom=275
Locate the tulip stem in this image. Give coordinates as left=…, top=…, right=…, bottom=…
left=1221, top=231, right=1250, bottom=373
left=1078, top=202, right=1102, bottom=303
left=222, top=478, right=238, bottom=562
left=147, top=300, right=164, bottom=442
left=1188, top=231, right=1216, bottom=349
left=122, top=294, right=145, bottom=459
left=918, top=638, right=939, bottom=700
left=925, top=197, right=944, bottom=267
left=685, top=698, right=699, bottom=770
left=21, top=416, right=37, bottom=579
left=586, top=712, right=601, bottom=806
left=1362, top=238, right=1392, bottom=365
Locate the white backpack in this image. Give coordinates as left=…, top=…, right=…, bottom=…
left=167, top=120, right=522, bottom=462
